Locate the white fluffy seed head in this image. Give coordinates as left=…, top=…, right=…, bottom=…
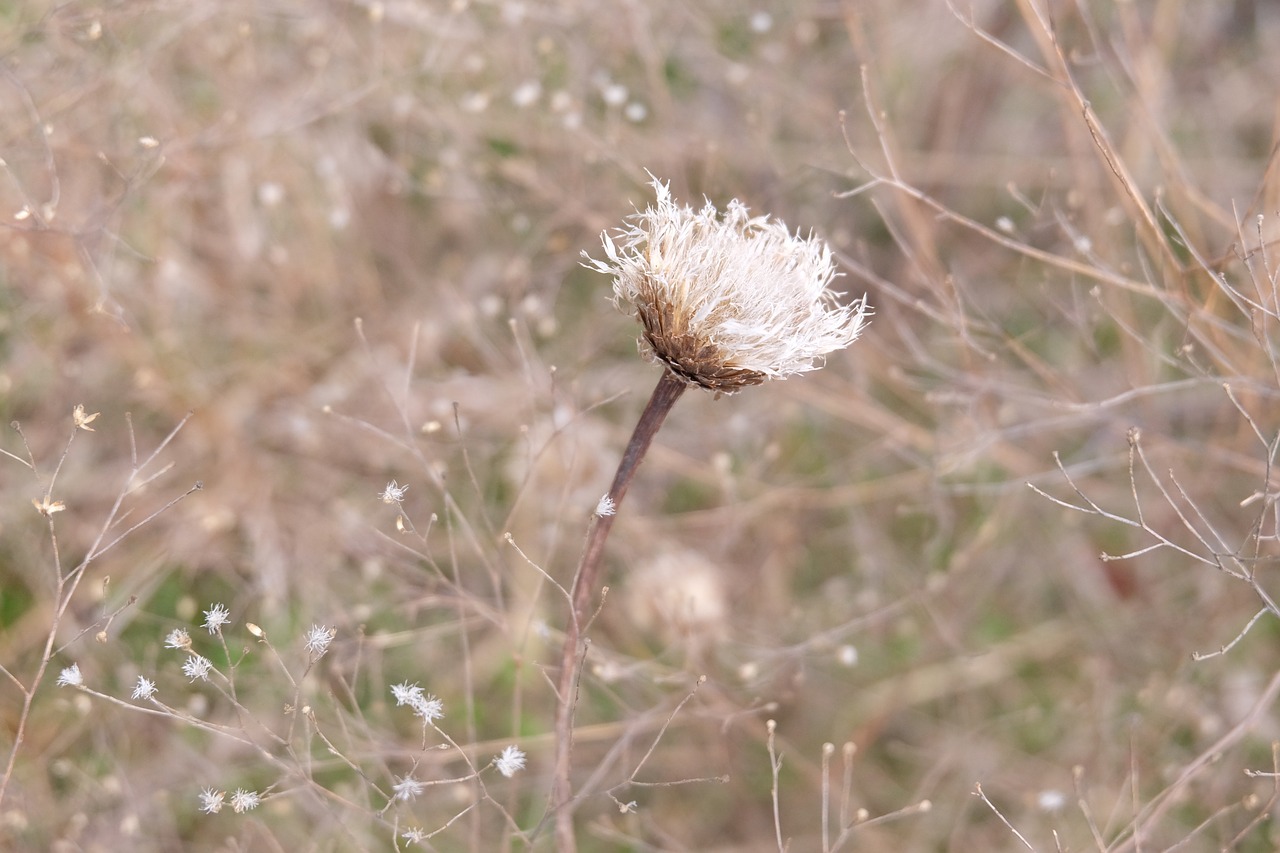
left=585, top=175, right=871, bottom=393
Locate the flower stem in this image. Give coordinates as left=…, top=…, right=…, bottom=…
left=551, top=368, right=687, bottom=850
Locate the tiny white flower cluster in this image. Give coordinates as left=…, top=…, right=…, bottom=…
left=391, top=681, right=445, bottom=723
left=197, top=787, right=261, bottom=814
left=63, top=603, right=355, bottom=827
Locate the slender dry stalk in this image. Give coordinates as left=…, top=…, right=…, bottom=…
left=550, top=368, right=685, bottom=849
left=0, top=409, right=196, bottom=809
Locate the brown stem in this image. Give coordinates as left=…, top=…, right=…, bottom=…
left=551, top=369, right=687, bottom=851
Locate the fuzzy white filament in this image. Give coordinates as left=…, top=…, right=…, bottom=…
left=585, top=176, right=870, bottom=392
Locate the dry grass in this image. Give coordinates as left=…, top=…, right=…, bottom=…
left=3, top=0, right=1280, bottom=850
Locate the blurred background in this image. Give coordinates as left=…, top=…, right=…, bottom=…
left=3, top=0, right=1280, bottom=849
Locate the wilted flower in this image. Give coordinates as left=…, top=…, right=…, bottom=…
left=73, top=404, right=100, bottom=431
left=32, top=494, right=66, bottom=516
left=585, top=176, right=870, bottom=393
left=164, top=628, right=192, bottom=650
left=131, top=676, right=157, bottom=701
left=554, top=176, right=871, bottom=830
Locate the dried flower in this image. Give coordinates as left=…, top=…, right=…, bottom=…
left=32, top=495, right=66, bottom=516
left=56, top=664, right=83, bottom=687
left=555, top=177, right=871, bottom=832
left=131, top=676, right=157, bottom=701
left=164, top=628, right=192, bottom=650
left=72, top=404, right=100, bottom=431
left=585, top=176, right=870, bottom=393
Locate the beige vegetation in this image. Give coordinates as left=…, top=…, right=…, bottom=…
left=3, top=0, right=1280, bottom=850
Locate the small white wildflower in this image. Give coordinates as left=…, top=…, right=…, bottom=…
left=202, top=603, right=231, bottom=634
left=585, top=176, right=871, bottom=393
left=164, top=628, right=192, bottom=650
left=56, top=664, right=83, bottom=687
left=182, top=655, right=214, bottom=682
left=494, top=745, right=527, bottom=778
left=391, top=681, right=425, bottom=707
left=198, top=788, right=225, bottom=814
left=304, top=624, right=336, bottom=656
left=836, top=644, right=858, bottom=667
left=401, top=827, right=427, bottom=845
left=511, top=80, right=541, bottom=108
left=411, top=693, right=445, bottom=723
left=380, top=480, right=409, bottom=504
left=624, top=101, right=648, bottom=123
left=257, top=182, right=284, bottom=207
left=1037, top=789, right=1066, bottom=813
left=460, top=91, right=489, bottom=113
left=230, top=788, right=261, bottom=813
left=595, top=494, right=616, bottom=517
left=131, top=676, right=157, bottom=701
left=392, top=774, right=426, bottom=801
left=550, top=90, right=573, bottom=112
left=601, top=82, right=628, bottom=106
